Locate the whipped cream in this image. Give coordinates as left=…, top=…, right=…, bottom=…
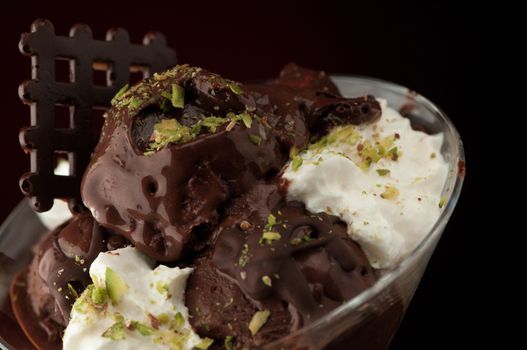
left=63, top=247, right=212, bottom=350
left=283, top=99, right=448, bottom=269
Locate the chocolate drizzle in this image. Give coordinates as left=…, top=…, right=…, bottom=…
left=81, top=63, right=381, bottom=262
left=212, top=182, right=376, bottom=329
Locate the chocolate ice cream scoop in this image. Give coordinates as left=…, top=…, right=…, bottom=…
left=10, top=213, right=128, bottom=348
left=186, top=181, right=377, bottom=348
left=81, top=64, right=381, bottom=262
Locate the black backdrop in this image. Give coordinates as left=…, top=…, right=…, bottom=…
left=1, top=1, right=485, bottom=348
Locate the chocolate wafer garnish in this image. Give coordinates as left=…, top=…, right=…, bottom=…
left=18, top=19, right=177, bottom=213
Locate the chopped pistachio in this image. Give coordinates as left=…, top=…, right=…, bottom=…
left=262, top=275, right=272, bottom=287
left=239, top=244, right=250, bottom=267
left=156, top=281, right=169, bottom=296
left=224, top=335, right=235, bottom=350
left=430, top=152, right=437, bottom=159
left=260, top=231, right=281, bottom=244
left=289, top=146, right=298, bottom=158
left=302, top=235, right=313, bottom=242
left=67, top=283, right=79, bottom=299
left=174, top=312, right=185, bottom=327
left=147, top=119, right=194, bottom=153
left=240, top=112, right=252, bottom=128
left=111, top=84, right=129, bottom=105
left=171, top=84, right=185, bottom=108
left=292, top=156, right=303, bottom=171
left=91, top=285, right=107, bottom=305
left=157, top=313, right=170, bottom=324
left=161, top=91, right=172, bottom=100
left=439, top=197, right=446, bottom=208
left=388, top=147, right=401, bottom=161
left=106, top=267, right=128, bottom=305
left=249, top=134, right=262, bottom=145
left=194, top=338, right=214, bottom=349
left=380, top=186, right=400, bottom=200
left=131, top=320, right=153, bottom=336
left=248, top=310, right=271, bottom=335
left=102, top=318, right=126, bottom=340
left=376, top=169, right=391, bottom=176
left=265, top=214, right=277, bottom=231
left=201, top=116, right=227, bottom=132
left=128, top=97, right=142, bottom=111
left=228, top=82, right=243, bottom=95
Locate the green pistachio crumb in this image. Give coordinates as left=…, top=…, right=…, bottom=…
left=260, top=231, right=281, bottom=244
left=201, top=116, right=227, bottom=132
left=102, top=319, right=126, bottom=340
left=224, top=335, right=235, bottom=350
left=262, top=275, right=272, bottom=287
left=174, top=312, right=185, bottom=327
left=265, top=214, right=276, bottom=230
left=248, top=310, right=271, bottom=336
left=376, top=169, right=391, bottom=176
left=91, top=285, right=107, bottom=305
left=156, top=282, right=169, bottom=296
left=106, top=267, right=128, bottom=305
left=249, top=134, right=262, bottom=145
left=67, top=283, right=79, bottom=300
left=131, top=321, right=153, bottom=336
left=240, top=112, right=252, bottom=128
left=161, top=91, right=172, bottom=100
left=292, top=156, right=303, bottom=171
left=239, top=244, right=250, bottom=267
left=439, top=197, right=446, bottom=208
left=111, top=84, right=129, bottom=105
left=156, top=313, right=170, bottom=324
left=147, top=119, right=194, bottom=153
left=171, top=84, right=185, bottom=108
left=128, top=97, right=142, bottom=111
left=228, top=83, right=244, bottom=95
left=194, top=338, right=214, bottom=349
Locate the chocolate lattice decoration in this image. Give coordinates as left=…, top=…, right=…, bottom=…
left=18, top=19, right=177, bottom=213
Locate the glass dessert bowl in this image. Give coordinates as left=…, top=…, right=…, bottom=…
left=0, top=75, right=464, bottom=350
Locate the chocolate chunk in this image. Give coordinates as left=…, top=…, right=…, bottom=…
left=18, top=19, right=176, bottom=213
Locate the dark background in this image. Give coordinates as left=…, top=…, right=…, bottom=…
left=2, top=1, right=485, bottom=348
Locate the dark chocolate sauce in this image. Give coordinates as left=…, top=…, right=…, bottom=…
left=212, top=181, right=376, bottom=329
left=81, top=63, right=381, bottom=262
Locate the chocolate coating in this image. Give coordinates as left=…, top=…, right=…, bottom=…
left=13, top=213, right=127, bottom=347
left=186, top=181, right=377, bottom=348
left=81, top=63, right=381, bottom=262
